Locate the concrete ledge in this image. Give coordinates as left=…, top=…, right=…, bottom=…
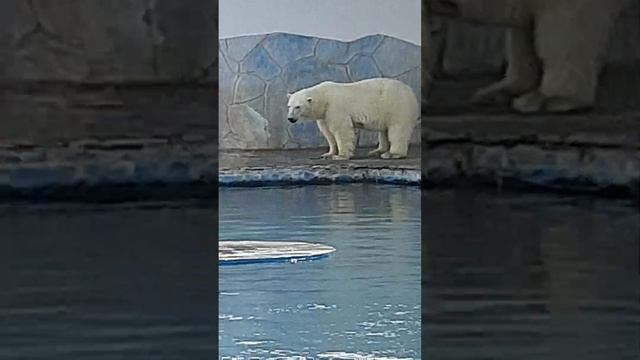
left=219, top=165, right=421, bottom=186
left=219, top=147, right=421, bottom=186
left=423, top=114, right=640, bottom=196
left=2, top=111, right=637, bottom=199
left=0, top=139, right=217, bottom=201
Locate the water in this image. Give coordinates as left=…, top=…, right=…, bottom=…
left=423, top=190, right=640, bottom=359
left=2, top=187, right=637, bottom=359
left=219, top=184, right=422, bottom=359
left=0, top=201, right=217, bottom=359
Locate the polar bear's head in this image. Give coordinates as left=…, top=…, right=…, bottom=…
left=286, top=90, right=314, bottom=123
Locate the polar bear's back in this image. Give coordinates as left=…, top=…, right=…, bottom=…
left=312, top=78, right=419, bottom=126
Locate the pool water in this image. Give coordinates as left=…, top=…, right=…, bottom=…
left=0, top=201, right=217, bottom=359
left=2, top=186, right=635, bottom=359
left=422, top=190, right=640, bottom=359
left=219, top=184, right=422, bottom=359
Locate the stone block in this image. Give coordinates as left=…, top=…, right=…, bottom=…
left=245, top=96, right=265, bottom=118
left=373, top=37, right=421, bottom=77
left=219, top=51, right=236, bottom=105
left=316, top=39, right=350, bottom=63
left=345, top=35, right=384, bottom=60
left=234, top=73, right=265, bottom=103
left=154, top=0, right=217, bottom=80
left=227, top=104, right=269, bottom=149
left=221, top=132, right=245, bottom=150
left=348, top=55, right=380, bottom=81
left=283, top=57, right=349, bottom=92
left=6, top=32, right=90, bottom=82
left=225, top=34, right=265, bottom=63
left=241, top=45, right=281, bottom=80
left=264, top=77, right=289, bottom=148
left=263, top=33, right=316, bottom=67
left=31, top=0, right=155, bottom=81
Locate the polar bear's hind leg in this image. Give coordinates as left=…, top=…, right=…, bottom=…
left=472, top=27, right=541, bottom=106
left=530, top=1, right=620, bottom=113
left=368, top=130, right=390, bottom=157
left=382, top=124, right=413, bottom=159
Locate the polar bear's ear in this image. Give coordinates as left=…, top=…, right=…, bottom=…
left=286, top=93, right=292, bottom=99
left=306, top=97, right=312, bottom=103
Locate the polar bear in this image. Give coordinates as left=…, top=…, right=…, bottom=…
left=286, top=78, right=419, bottom=160
left=427, top=0, right=625, bottom=113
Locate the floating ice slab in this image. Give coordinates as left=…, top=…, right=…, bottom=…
left=219, top=241, right=336, bottom=265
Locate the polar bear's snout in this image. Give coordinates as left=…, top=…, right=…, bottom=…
left=287, top=105, right=301, bottom=123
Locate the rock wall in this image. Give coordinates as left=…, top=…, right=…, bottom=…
left=219, top=33, right=421, bottom=150
left=0, top=0, right=218, bottom=198
left=1, top=0, right=218, bottom=147
left=0, top=0, right=217, bottom=83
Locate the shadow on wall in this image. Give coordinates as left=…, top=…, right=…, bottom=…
left=219, top=33, right=421, bottom=150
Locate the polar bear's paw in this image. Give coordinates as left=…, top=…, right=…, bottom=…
left=331, top=155, right=351, bottom=161
left=320, top=152, right=336, bottom=159
left=381, top=152, right=406, bottom=160
left=368, top=148, right=386, bottom=157
left=512, top=90, right=545, bottom=114
left=470, top=83, right=513, bottom=107
left=544, top=97, right=591, bottom=114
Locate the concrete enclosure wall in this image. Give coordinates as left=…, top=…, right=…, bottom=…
left=219, top=33, right=421, bottom=150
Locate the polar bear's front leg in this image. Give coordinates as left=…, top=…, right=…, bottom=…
left=329, top=120, right=356, bottom=160
left=316, top=120, right=337, bottom=159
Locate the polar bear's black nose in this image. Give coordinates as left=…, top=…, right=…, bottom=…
left=288, top=117, right=297, bottom=123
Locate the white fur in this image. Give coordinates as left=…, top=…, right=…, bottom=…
left=429, top=0, right=625, bottom=113
left=287, top=78, right=419, bottom=160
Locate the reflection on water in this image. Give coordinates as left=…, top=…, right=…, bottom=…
left=0, top=202, right=217, bottom=359
left=219, top=184, right=421, bottom=358
left=423, top=190, right=640, bottom=359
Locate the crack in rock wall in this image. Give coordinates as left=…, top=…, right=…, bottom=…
left=219, top=33, right=421, bottom=150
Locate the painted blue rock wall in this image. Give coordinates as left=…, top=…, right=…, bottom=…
left=219, top=33, right=421, bottom=150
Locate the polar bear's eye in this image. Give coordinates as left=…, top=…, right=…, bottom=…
left=294, top=106, right=300, bottom=109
